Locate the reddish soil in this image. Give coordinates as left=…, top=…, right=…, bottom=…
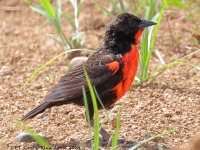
left=0, top=1, right=200, bottom=150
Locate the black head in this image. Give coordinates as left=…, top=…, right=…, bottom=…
left=104, top=13, right=156, bottom=48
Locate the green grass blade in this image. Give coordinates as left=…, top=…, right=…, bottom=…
left=139, top=0, right=165, bottom=83
left=148, top=13, right=160, bottom=47
left=145, top=0, right=165, bottom=79
left=14, top=119, right=51, bottom=148
left=112, top=110, right=121, bottom=150
left=148, top=0, right=157, bottom=19
left=140, top=13, right=159, bottom=81
left=55, top=0, right=62, bottom=25
left=0, top=139, right=3, bottom=147
left=23, top=49, right=95, bottom=89
left=95, top=2, right=115, bottom=19
left=155, top=49, right=165, bottom=65
left=140, top=27, right=149, bottom=80
left=147, top=49, right=200, bottom=82
left=133, top=0, right=148, bottom=15
left=148, top=61, right=181, bottom=82
left=15, top=119, right=35, bottom=133
left=100, top=106, right=117, bottom=129
left=165, top=0, right=186, bottom=8
left=73, top=0, right=79, bottom=33
left=83, top=65, right=100, bottom=149
left=118, top=0, right=126, bottom=12
left=62, top=13, right=76, bottom=31
left=145, top=125, right=151, bottom=139
left=27, top=2, right=53, bottom=24
left=40, top=0, right=55, bottom=19
left=68, top=63, right=73, bottom=71
left=129, top=129, right=176, bottom=150
left=82, top=86, right=91, bottom=126
left=71, top=32, right=85, bottom=41
left=177, top=62, right=200, bottom=70
left=69, top=0, right=76, bottom=8
left=109, top=0, right=122, bottom=14
left=140, top=0, right=157, bottom=81
left=47, top=34, right=65, bottom=45
left=158, top=145, right=164, bottom=150
left=93, top=87, right=105, bottom=110
left=149, top=0, right=165, bottom=53
left=82, top=85, right=93, bottom=147
left=93, top=87, right=118, bottom=132
left=24, top=51, right=67, bottom=89
left=26, top=0, right=70, bottom=49
left=177, top=49, right=200, bottom=60
left=77, top=0, right=84, bottom=18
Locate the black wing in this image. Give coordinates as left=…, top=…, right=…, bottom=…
left=44, top=52, right=122, bottom=102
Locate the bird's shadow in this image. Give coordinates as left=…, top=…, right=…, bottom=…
left=141, top=82, right=200, bottom=96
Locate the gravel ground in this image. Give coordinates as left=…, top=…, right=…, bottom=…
left=0, top=1, right=200, bottom=150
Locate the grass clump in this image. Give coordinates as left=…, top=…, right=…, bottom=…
left=25, top=0, right=85, bottom=50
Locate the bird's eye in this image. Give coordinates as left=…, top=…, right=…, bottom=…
left=129, top=20, right=135, bottom=25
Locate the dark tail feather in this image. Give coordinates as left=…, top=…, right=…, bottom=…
left=22, top=102, right=52, bottom=120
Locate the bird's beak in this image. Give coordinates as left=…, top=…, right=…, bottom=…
left=138, top=19, right=156, bottom=28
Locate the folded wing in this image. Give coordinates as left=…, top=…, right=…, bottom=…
left=44, top=52, right=122, bottom=103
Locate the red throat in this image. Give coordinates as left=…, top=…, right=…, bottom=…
left=135, top=29, right=143, bottom=44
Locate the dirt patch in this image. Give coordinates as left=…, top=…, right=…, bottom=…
left=0, top=1, right=200, bottom=150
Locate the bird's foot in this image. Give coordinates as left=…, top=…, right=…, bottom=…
left=99, top=126, right=135, bottom=148
left=100, top=137, right=136, bottom=148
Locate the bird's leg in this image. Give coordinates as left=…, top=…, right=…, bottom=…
left=89, top=120, right=113, bottom=146
left=89, top=120, right=110, bottom=140
left=89, top=120, right=135, bottom=147
left=85, top=111, right=135, bottom=147
left=85, top=108, right=111, bottom=145
left=86, top=102, right=111, bottom=140
left=99, top=125, right=111, bottom=141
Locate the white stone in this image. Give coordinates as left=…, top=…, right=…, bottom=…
left=70, top=56, right=88, bottom=69
left=16, top=132, right=46, bottom=143
left=0, top=66, right=12, bottom=75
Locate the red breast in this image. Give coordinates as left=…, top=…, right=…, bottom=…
left=112, top=45, right=139, bottom=102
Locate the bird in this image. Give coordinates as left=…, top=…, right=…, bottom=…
left=22, top=12, right=156, bottom=144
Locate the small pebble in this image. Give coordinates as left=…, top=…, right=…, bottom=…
left=14, top=30, right=20, bottom=35
left=42, top=116, right=50, bottom=121
left=175, top=110, right=182, bottom=114
left=16, top=103, right=24, bottom=109
left=164, top=111, right=173, bottom=117
left=70, top=56, right=88, bottom=69
left=160, top=119, right=165, bottom=124
left=4, top=28, right=12, bottom=35
left=34, top=84, right=42, bottom=90
left=162, top=108, right=173, bottom=117
left=69, top=113, right=75, bottom=119
left=45, top=38, right=55, bottom=46
left=0, top=66, right=12, bottom=76
left=171, top=116, right=179, bottom=122
left=16, top=132, right=46, bottom=143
